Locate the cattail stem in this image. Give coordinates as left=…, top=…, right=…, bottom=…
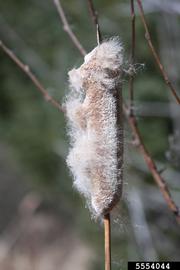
left=104, top=213, right=111, bottom=270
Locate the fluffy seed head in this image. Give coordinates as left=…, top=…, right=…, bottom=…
left=65, top=38, right=124, bottom=218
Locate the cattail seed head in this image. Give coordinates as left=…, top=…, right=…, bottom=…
left=65, top=38, right=124, bottom=218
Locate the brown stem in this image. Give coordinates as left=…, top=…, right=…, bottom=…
left=104, top=213, right=111, bottom=270
left=129, top=0, right=136, bottom=116
left=53, top=0, right=86, bottom=56
left=0, top=40, right=63, bottom=112
left=136, top=0, right=180, bottom=104
left=87, top=0, right=102, bottom=44
left=124, top=105, right=180, bottom=225
left=127, top=0, right=180, bottom=225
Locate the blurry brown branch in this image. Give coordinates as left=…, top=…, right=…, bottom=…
left=128, top=1, right=180, bottom=225
left=129, top=0, right=136, bottom=116
left=131, top=115, right=179, bottom=224
left=0, top=40, right=63, bottom=112
left=136, top=0, right=180, bottom=104
left=124, top=105, right=180, bottom=224
left=87, top=0, right=102, bottom=44
left=52, top=0, right=86, bottom=56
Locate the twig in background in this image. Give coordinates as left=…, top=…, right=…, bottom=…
left=87, top=0, right=102, bottom=44
left=52, top=0, right=86, bottom=56
left=0, top=40, right=63, bottom=113
left=127, top=0, right=180, bottom=225
left=129, top=0, right=136, bottom=116
left=136, top=0, right=180, bottom=104
left=124, top=104, right=180, bottom=225
left=0, top=15, right=50, bottom=77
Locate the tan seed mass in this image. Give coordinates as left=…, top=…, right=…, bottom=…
left=65, top=38, right=124, bottom=217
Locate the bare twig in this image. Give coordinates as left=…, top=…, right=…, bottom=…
left=129, top=0, right=136, bottom=116
left=124, top=105, right=180, bottom=225
left=136, top=0, right=180, bottom=104
left=104, top=213, right=111, bottom=270
left=52, top=0, right=86, bottom=56
left=127, top=1, right=180, bottom=225
left=87, top=0, right=102, bottom=44
left=0, top=40, right=63, bottom=112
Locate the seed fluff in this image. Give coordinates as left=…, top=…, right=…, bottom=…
left=65, top=37, right=124, bottom=218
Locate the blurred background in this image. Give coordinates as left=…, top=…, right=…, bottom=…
left=0, top=0, right=180, bottom=269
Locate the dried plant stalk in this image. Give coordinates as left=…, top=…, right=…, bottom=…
left=136, top=0, right=180, bottom=104
left=53, top=0, right=86, bottom=56
left=65, top=38, right=124, bottom=217
left=0, top=41, right=63, bottom=112
left=104, top=213, right=111, bottom=270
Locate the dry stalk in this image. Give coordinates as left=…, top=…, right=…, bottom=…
left=87, top=0, right=102, bottom=44
left=136, top=0, right=180, bottom=104
left=124, top=106, right=180, bottom=225
left=0, top=40, right=63, bottom=112
left=129, top=0, right=136, bottom=116
left=104, top=213, right=111, bottom=270
left=52, top=0, right=86, bottom=56
left=128, top=1, right=180, bottom=225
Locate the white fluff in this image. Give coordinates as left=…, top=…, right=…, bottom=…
left=65, top=38, right=124, bottom=217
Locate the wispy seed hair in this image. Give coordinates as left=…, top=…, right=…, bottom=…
left=65, top=37, right=124, bottom=218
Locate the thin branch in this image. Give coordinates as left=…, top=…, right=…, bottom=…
left=87, top=0, right=102, bottom=44
left=127, top=1, right=180, bottom=224
left=128, top=1, right=180, bottom=225
left=0, top=40, right=63, bottom=112
left=52, top=0, right=86, bottom=56
left=129, top=0, right=136, bottom=116
left=136, top=0, right=180, bottom=104
left=104, top=213, right=111, bottom=270
left=124, top=104, right=180, bottom=225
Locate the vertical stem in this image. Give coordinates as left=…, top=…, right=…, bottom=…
left=136, top=0, right=180, bottom=104
left=129, top=0, right=136, bottom=116
left=104, top=213, right=111, bottom=270
left=53, top=0, right=86, bottom=56
left=87, top=0, right=102, bottom=44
